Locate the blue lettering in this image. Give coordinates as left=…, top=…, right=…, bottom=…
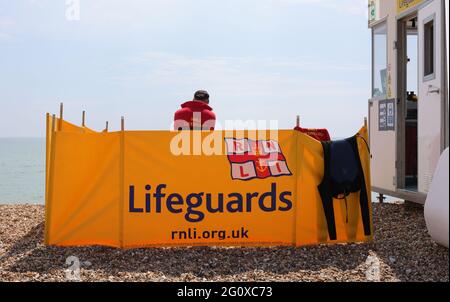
left=128, top=183, right=293, bottom=221
left=167, top=193, right=183, bottom=213
left=258, top=183, right=277, bottom=212
left=279, top=191, right=293, bottom=211
left=226, top=193, right=243, bottom=212
left=185, top=193, right=204, bottom=222
left=129, top=185, right=143, bottom=213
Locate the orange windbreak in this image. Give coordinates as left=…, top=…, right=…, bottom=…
left=45, top=118, right=373, bottom=248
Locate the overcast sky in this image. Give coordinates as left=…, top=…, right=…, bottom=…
left=0, top=0, right=371, bottom=137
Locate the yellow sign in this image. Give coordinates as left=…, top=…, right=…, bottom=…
left=44, top=115, right=373, bottom=248
left=397, top=0, right=424, bottom=13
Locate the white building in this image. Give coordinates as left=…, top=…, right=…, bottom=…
left=368, top=0, right=448, bottom=203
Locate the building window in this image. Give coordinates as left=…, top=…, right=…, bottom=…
left=372, top=22, right=387, bottom=99
left=423, top=18, right=435, bottom=80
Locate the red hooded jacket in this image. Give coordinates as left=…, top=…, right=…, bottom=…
left=174, top=101, right=216, bottom=130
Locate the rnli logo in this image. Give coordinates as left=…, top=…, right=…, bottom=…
left=225, top=138, right=292, bottom=180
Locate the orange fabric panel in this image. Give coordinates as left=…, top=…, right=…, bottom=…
left=44, top=114, right=54, bottom=244
left=45, top=131, right=121, bottom=247
left=45, top=115, right=96, bottom=240
left=45, top=113, right=53, bottom=205
left=122, top=130, right=298, bottom=247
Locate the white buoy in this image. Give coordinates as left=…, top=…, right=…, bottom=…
left=424, top=148, right=449, bottom=248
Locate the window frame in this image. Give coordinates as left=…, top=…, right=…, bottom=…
left=371, top=20, right=388, bottom=100
left=422, top=13, right=436, bottom=82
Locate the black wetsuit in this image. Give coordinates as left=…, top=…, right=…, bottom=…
left=317, top=135, right=371, bottom=241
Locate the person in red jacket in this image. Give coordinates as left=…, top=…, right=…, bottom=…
left=174, top=90, right=216, bottom=130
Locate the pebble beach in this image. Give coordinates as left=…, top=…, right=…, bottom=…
left=0, top=202, right=448, bottom=282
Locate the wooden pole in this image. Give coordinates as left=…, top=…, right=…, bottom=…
left=52, top=114, right=56, bottom=132
left=58, top=103, right=63, bottom=131
left=82, top=111, right=86, bottom=127
left=296, top=115, right=300, bottom=128
left=59, top=103, right=63, bottom=120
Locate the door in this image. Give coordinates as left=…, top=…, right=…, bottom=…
left=369, top=21, right=397, bottom=194
left=398, top=15, right=419, bottom=191
left=417, top=0, right=444, bottom=193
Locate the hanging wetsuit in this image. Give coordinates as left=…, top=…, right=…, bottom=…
left=317, top=135, right=371, bottom=241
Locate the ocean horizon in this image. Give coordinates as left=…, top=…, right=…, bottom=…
left=0, top=137, right=45, bottom=203
left=0, top=137, right=399, bottom=204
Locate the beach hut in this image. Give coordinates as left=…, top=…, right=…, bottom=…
left=368, top=0, right=448, bottom=204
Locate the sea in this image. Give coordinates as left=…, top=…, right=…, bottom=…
left=0, top=138, right=45, bottom=203
left=0, top=138, right=400, bottom=204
